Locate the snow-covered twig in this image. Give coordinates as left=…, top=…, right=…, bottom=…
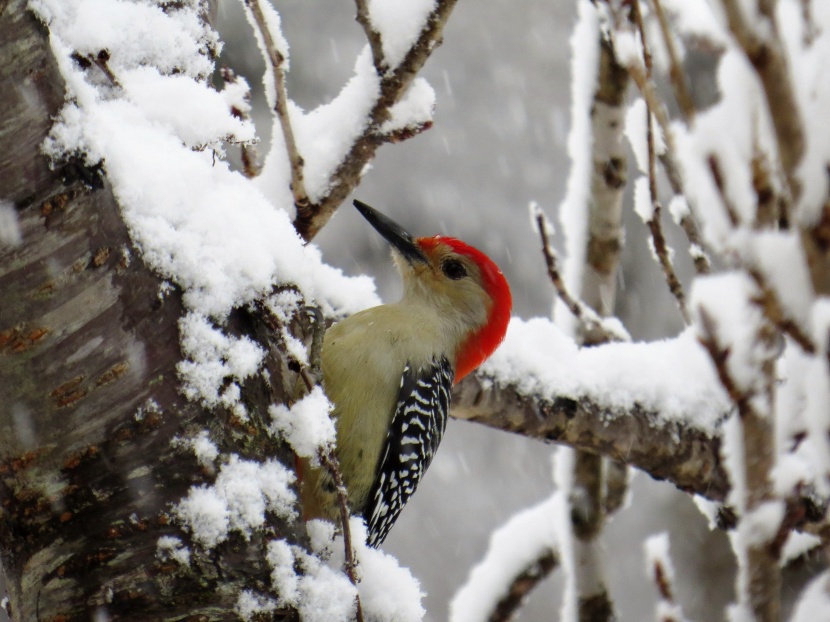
left=449, top=494, right=561, bottom=622
left=631, top=0, right=690, bottom=325
left=644, top=533, right=688, bottom=622
left=720, top=0, right=804, bottom=202
left=246, top=0, right=309, bottom=210
left=534, top=210, right=627, bottom=344
left=221, top=67, right=260, bottom=178
left=608, top=3, right=712, bottom=277
left=355, top=0, right=386, bottom=73
left=706, top=156, right=816, bottom=354
left=293, top=0, right=458, bottom=240
left=747, top=267, right=816, bottom=355
left=487, top=551, right=558, bottom=622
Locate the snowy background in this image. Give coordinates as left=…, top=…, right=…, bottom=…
left=215, top=0, right=747, bottom=619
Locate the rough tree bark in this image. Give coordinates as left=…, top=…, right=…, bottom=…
left=0, top=5, right=306, bottom=620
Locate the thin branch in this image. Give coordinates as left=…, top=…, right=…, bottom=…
left=487, top=550, right=559, bottom=622
left=293, top=0, right=458, bottom=240
left=320, top=450, right=365, bottom=622
left=246, top=0, right=309, bottom=211
left=649, top=0, right=695, bottom=123
left=632, top=0, right=690, bottom=325
left=354, top=0, right=386, bottom=73
left=707, top=154, right=741, bottom=227
left=534, top=211, right=626, bottom=343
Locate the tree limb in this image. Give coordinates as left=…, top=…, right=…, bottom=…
left=452, top=372, right=729, bottom=500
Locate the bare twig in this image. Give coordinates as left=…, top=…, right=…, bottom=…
left=246, top=0, right=309, bottom=210
left=293, top=0, right=458, bottom=240
left=319, top=450, right=364, bottom=622
left=487, top=550, right=559, bottom=622
left=534, top=211, right=626, bottom=343
left=632, top=0, right=690, bottom=325
left=649, top=0, right=695, bottom=123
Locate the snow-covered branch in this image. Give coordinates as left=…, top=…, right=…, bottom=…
left=291, top=0, right=458, bottom=241
left=452, top=318, right=828, bottom=539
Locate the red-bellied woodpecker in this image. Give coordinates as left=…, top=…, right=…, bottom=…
left=301, top=200, right=512, bottom=547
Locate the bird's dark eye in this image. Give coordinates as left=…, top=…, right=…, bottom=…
left=442, top=259, right=467, bottom=280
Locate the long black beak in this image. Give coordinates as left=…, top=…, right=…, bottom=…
left=353, top=200, right=428, bottom=265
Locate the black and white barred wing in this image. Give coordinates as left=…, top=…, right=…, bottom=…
left=366, top=356, right=454, bottom=547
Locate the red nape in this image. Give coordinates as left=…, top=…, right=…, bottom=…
left=418, top=236, right=512, bottom=382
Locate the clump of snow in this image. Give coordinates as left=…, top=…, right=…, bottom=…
left=187, top=430, right=219, bottom=468
left=480, top=317, right=729, bottom=430
left=269, top=387, right=336, bottom=464
left=380, top=78, right=436, bottom=136
left=668, top=195, right=690, bottom=225
left=633, top=176, right=654, bottom=223
left=737, top=500, right=784, bottom=548
left=450, top=494, right=561, bottom=622
left=156, top=535, right=191, bottom=566
left=624, top=98, right=666, bottom=174
left=613, top=29, right=643, bottom=69
left=326, top=519, right=426, bottom=622
left=781, top=531, right=821, bottom=566
left=175, top=486, right=229, bottom=549
left=177, top=314, right=265, bottom=408
left=236, top=590, right=277, bottom=621
left=643, top=532, right=673, bottom=582
left=368, top=0, right=436, bottom=71
left=266, top=537, right=358, bottom=622
left=175, top=456, right=296, bottom=548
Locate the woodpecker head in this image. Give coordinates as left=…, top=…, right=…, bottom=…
left=353, top=200, right=512, bottom=381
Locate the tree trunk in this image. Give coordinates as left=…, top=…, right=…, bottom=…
left=0, top=4, right=303, bottom=619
